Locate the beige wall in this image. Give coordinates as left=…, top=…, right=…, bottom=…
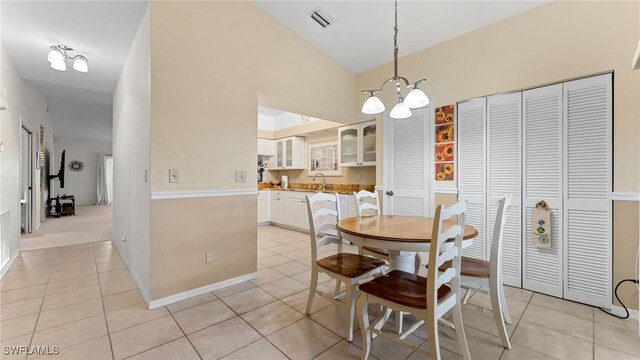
left=0, top=45, right=54, bottom=271
left=112, top=6, right=151, bottom=299
left=357, top=1, right=639, bottom=308
left=149, top=1, right=357, bottom=301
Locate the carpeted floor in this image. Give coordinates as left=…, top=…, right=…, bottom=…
left=20, top=205, right=112, bottom=251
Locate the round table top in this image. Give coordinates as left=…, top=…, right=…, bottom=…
left=337, top=215, right=478, bottom=243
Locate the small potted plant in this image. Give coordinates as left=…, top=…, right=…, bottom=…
left=258, top=161, right=268, bottom=182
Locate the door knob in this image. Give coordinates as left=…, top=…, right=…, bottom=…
left=386, top=191, right=394, bottom=196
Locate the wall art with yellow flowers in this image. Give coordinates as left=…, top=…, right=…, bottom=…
left=435, top=124, right=454, bottom=143
left=434, top=104, right=455, bottom=181
left=435, top=162, right=454, bottom=181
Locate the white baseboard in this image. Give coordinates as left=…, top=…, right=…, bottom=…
left=148, top=272, right=258, bottom=310
left=608, top=305, right=639, bottom=321
left=112, top=241, right=151, bottom=307
left=0, top=250, right=20, bottom=279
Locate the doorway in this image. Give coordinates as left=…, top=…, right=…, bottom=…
left=20, top=124, right=34, bottom=233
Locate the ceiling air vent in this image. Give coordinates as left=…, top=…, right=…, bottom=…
left=310, top=7, right=334, bottom=28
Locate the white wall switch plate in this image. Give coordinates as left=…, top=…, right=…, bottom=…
left=169, top=169, right=179, bottom=183
left=235, top=170, right=247, bottom=183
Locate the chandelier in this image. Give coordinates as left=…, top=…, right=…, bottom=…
left=47, top=45, right=89, bottom=73
left=360, top=0, right=429, bottom=119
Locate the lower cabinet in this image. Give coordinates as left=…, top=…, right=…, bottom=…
left=258, top=191, right=270, bottom=223
left=262, top=190, right=357, bottom=231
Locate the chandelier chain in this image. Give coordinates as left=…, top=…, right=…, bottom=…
left=393, top=0, right=399, bottom=80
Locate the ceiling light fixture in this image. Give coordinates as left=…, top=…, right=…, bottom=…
left=47, top=45, right=89, bottom=73
left=360, top=0, right=430, bottom=119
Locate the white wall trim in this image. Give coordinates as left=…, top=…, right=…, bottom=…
left=434, top=188, right=459, bottom=195
left=151, top=188, right=258, bottom=200
left=612, top=192, right=640, bottom=201
left=0, top=250, right=20, bottom=279
left=608, top=305, right=639, bottom=321
left=374, top=185, right=384, bottom=192
left=148, top=272, right=258, bottom=309
left=112, top=240, right=151, bottom=306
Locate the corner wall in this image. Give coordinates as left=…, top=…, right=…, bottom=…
left=148, top=1, right=357, bottom=300
left=356, top=1, right=640, bottom=308
left=112, top=6, right=151, bottom=300
left=0, top=45, right=54, bottom=273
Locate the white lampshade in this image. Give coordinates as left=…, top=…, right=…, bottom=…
left=50, top=58, right=67, bottom=71
left=47, top=49, right=63, bottom=63
left=403, top=88, right=430, bottom=109
left=361, top=95, right=385, bottom=115
left=390, top=101, right=412, bottom=119
left=73, top=58, right=88, bottom=73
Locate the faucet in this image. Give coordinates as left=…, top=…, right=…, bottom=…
left=312, top=173, right=328, bottom=191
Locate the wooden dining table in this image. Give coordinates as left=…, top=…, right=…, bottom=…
left=337, top=215, right=478, bottom=273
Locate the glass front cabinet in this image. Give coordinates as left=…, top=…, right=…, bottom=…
left=273, top=136, right=306, bottom=170
left=338, top=121, right=376, bottom=167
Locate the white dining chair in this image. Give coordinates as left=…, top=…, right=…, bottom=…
left=356, top=201, right=471, bottom=360
left=305, top=192, right=386, bottom=342
left=353, top=190, right=389, bottom=261
left=438, top=195, right=512, bottom=349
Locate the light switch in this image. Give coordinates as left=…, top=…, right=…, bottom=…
left=169, top=169, right=179, bottom=183
left=235, top=170, right=247, bottom=183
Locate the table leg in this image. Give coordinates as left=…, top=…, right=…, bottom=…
left=388, top=250, right=417, bottom=273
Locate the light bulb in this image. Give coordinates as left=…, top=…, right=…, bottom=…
left=361, top=94, right=385, bottom=115
left=47, top=49, right=63, bottom=63
left=73, top=58, right=88, bottom=73
left=50, top=58, right=67, bottom=71
left=390, top=100, right=412, bottom=119
left=403, top=88, right=430, bottom=109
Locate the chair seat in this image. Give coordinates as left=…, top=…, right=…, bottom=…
left=439, top=256, right=490, bottom=278
left=359, top=270, right=451, bottom=309
left=363, top=246, right=389, bottom=257
left=317, top=253, right=385, bottom=278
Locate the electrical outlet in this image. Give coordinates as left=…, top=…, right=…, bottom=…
left=235, top=170, right=247, bottom=183
left=169, top=169, right=179, bottom=183
left=355, top=174, right=361, bottom=181
left=205, top=251, right=214, bottom=264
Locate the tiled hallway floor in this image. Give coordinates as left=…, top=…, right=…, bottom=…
left=1, top=225, right=638, bottom=359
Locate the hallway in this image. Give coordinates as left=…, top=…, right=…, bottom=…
left=21, top=205, right=112, bottom=251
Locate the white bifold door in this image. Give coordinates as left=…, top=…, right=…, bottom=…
left=522, top=84, right=564, bottom=297
left=384, top=108, right=432, bottom=216
left=563, top=75, right=612, bottom=308
left=487, top=92, right=522, bottom=287
left=457, top=99, right=487, bottom=260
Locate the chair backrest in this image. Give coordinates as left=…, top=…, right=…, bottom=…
left=489, top=195, right=511, bottom=283
left=426, top=201, right=467, bottom=318
left=353, top=190, right=380, bottom=217
left=305, top=192, right=342, bottom=262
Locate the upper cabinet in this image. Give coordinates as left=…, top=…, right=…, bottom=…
left=258, top=138, right=275, bottom=156
left=338, top=121, right=376, bottom=167
left=271, top=136, right=306, bottom=170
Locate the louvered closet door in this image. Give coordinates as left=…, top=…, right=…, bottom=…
left=487, top=92, right=521, bottom=287
left=457, top=98, right=487, bottom=260
left=563, top=74, right=612, bottom=308
left=522, top=84, right=563, bottom=297
left=384, top=108, right=431, bottom=216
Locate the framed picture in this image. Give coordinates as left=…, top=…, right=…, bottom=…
left=308, top=141, right=341, bottom=176
left=435, top=124, right=454, bottom=143
left=435, top=143, right=454, bottom=162
left=435, top=162, right=454, bottom=181
left=435, top=105, right=454, bottom=125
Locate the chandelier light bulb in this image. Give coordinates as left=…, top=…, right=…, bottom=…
left=389, top=100, right=412, bottom=119
left=50, top=58, right=67, bottom=71
left=73, top=57, right=88, bottom=73
left=403, top=88, right=430, bottom=109
left=361, top=94, right=386, bottom=115
left=47, top=49, right=63, bottom=63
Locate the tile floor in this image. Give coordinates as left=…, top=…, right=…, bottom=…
left=1, top=225, right=638, bottom=360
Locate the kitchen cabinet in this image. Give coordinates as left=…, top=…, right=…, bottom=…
left=258, top=139, right=275, bottom=156
left=271, top=136, right=306, bottom=170
left=338, top=121, right=376, bottom=167
left=258, top=190, right=270, bottom=223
